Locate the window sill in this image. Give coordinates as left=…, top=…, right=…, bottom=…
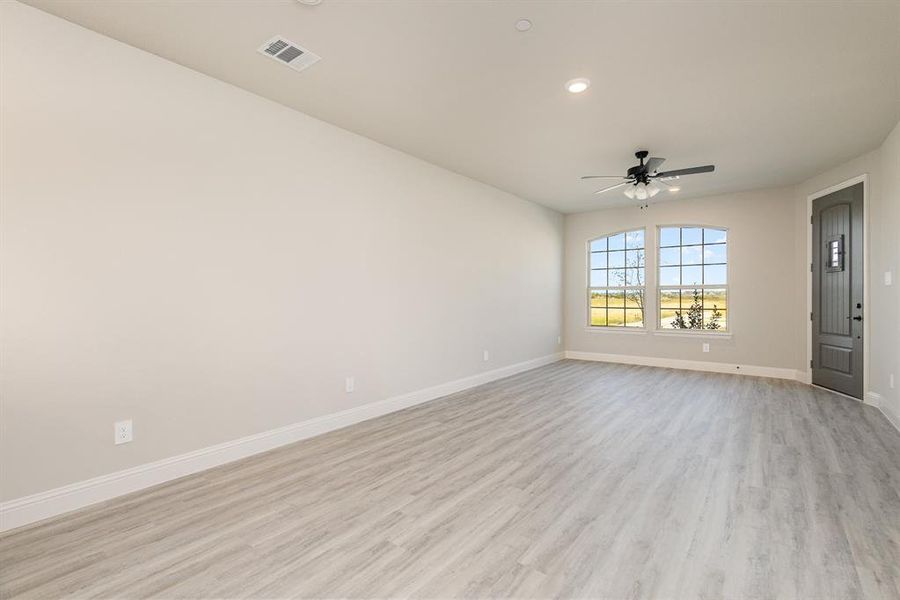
left=652, top=329, right=732, bottom=339
left=584, top=326, right=649, bottom=335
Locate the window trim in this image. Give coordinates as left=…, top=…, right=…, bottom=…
left=586, top=228, right=647, bottom=330
left=655, top=224, right=730, bottom=334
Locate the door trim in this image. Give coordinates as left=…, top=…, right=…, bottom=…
left=806, top=174, right=870, bottom=403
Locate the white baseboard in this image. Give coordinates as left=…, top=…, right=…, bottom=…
left=0, top=352, right=563, bottom=533
left=796, top=370, right=812, bottom=385
left=867, top=391, right=900, bottom=433
left=565, top=350, right=801, bottom=381
left=862, top=390, right=880, bottom=406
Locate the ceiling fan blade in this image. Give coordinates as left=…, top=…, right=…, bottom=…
left=644, top=157, right=665, bottom=173
left=654, top=165, right=715, bottom=178
left=594, top=182, right=629, bottom=195
left=581, top=175, right=626, bottom=180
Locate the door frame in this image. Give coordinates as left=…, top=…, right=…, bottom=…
left=806, top=174, right=870, bottom=402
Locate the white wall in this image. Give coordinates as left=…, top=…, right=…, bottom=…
left=0, top=2, right=563, bottom=501
left=564, top=187, right=805, bottom=372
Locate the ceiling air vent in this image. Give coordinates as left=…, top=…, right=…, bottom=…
left=257, top=36, right=321, bottom=73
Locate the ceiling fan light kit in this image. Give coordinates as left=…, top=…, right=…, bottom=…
left=624, top=180, right=661, bottom=201
left=581, top=150, right=715, bottom=205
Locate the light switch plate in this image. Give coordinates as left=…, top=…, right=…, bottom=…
left=885, top=271, right=893, bottom=286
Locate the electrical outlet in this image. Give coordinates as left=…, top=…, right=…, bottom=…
left=345, top=376, right=355, bottom=393
left=885, top=271, right=893, bottom=286
left=114, top=420, right=133, bottom=445
left=702, top=343, right=710, bottom=353
left=483, top=350, right=490, bottom=362
left=557, top=336, right=562, bottom=345
left=891, top=374, right=895, bottom=389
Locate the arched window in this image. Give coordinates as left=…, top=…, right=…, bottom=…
left=588, top=229, right=645, bottom=328
left=658, top=226, right=728, bottom=331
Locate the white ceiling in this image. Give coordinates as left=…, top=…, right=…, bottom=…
left=22, top=0, right=900, bottom=213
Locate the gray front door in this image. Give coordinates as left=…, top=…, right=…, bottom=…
left=811, top=182, right=863, bottom=399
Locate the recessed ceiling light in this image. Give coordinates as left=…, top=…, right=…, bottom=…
left=296, top=0, right=321, bottom=5
left=565, top=78, right=590, bottom=94
left=668, top=186, right=681, bottom=193
left=515, top=18, right=533, bottom=32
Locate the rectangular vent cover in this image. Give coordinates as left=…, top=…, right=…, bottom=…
left=258, top=36, right=320, bottom=72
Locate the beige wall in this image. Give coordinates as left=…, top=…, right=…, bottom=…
left=0, top=3, right=563, bottom=501
left=564, top=187, right=805, bottom=371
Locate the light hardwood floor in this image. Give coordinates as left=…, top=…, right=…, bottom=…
left=2, top=360, right=899, bottom=599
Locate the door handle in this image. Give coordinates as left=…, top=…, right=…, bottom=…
left=852, top=315, right=863, bottom=321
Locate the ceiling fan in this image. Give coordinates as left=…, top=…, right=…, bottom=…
left=582, top=150, right=715, bottom=201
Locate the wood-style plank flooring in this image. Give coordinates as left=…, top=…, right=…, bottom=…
left=2, top=360, right=899, bottom=599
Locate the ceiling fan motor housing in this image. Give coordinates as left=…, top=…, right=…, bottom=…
left=626, top=166, right=649, bottom=184
left=626, top=150, right=652, bottom=184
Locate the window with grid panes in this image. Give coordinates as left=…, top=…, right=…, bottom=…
left=658, top=226, right=728, bottom=331
left=588, top=230, right=645, bottom=328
